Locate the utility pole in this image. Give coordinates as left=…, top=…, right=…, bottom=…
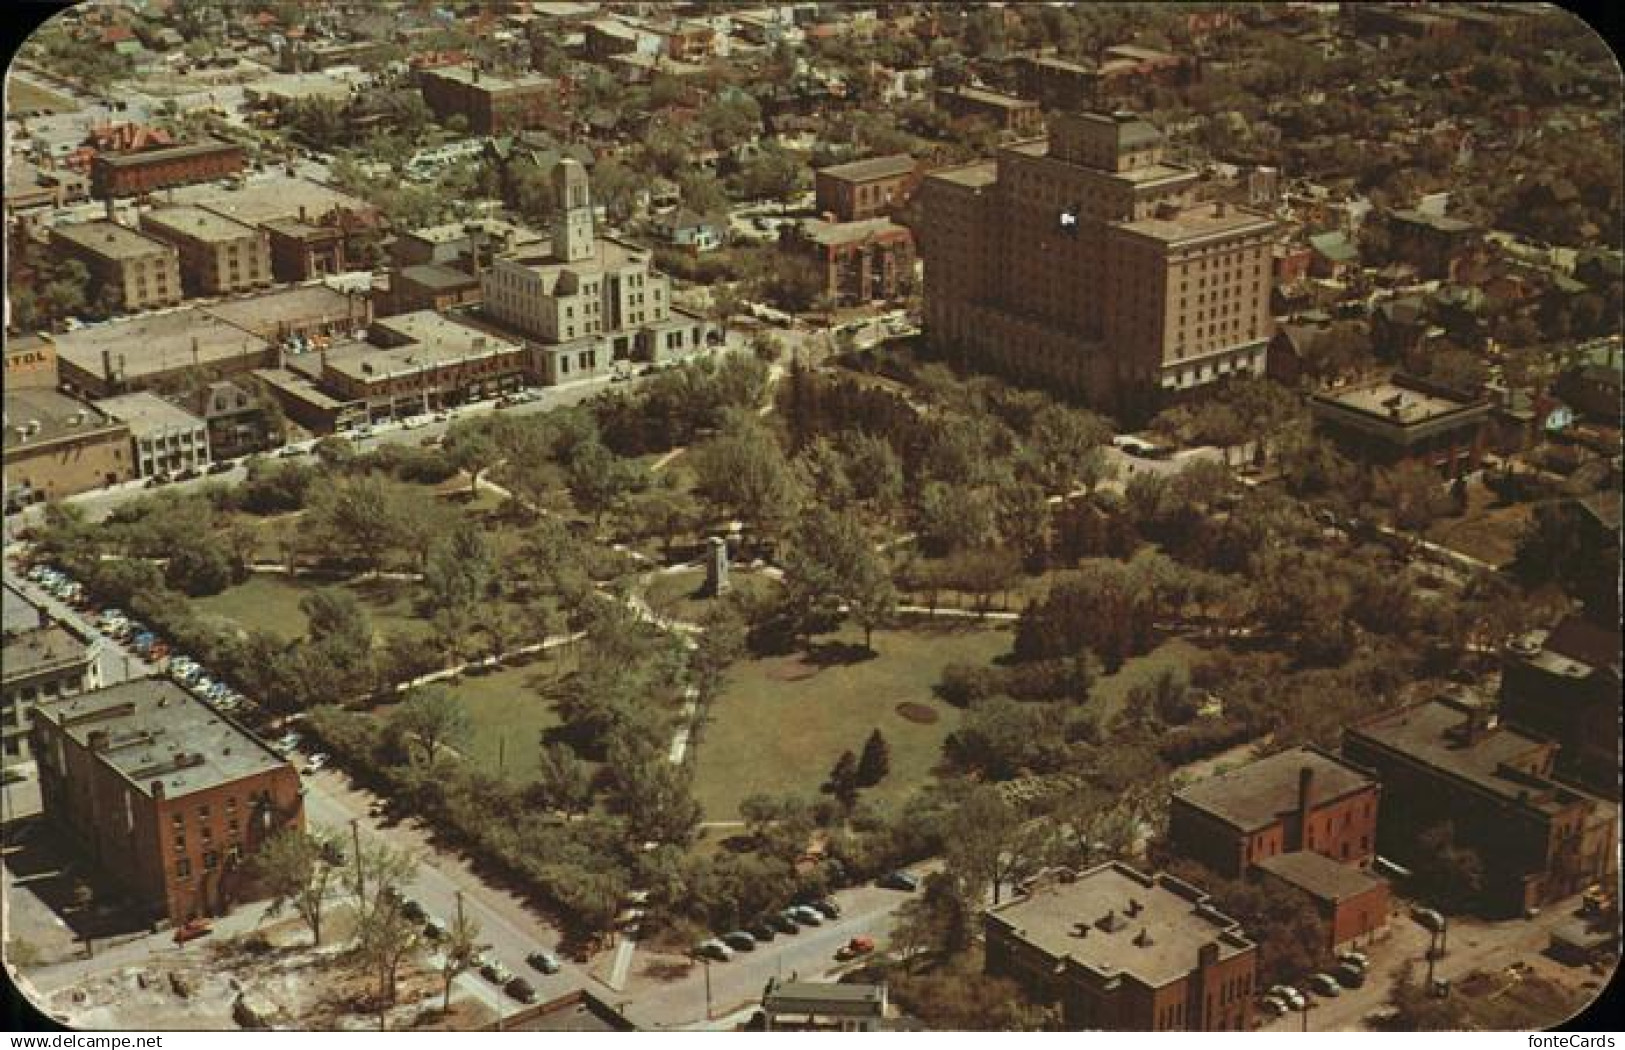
left=703, top=957, right=713, bottom=1021
left=350, top=817, right=364, bottom=902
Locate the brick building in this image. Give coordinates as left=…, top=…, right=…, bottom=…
left=1308, top=373, right=1492, bottom=475
left=985, top=862, right=1257, bottom=1031
left=782, top=217, right=916, bottom=307
left=49, top=220, right=182, bottom=313
left=1343, top=697, right=1618, bottom=917
left=30, top=679, right=304, bottom=924
left=934, top=85, right=1044, bottom=135
left=3, top=335, right=58, bottom=391
left=814, top=154, right=921, bottom=222
left=2, top=390, right=133, bottom=509
left=1253, top=852, right=1390, bottom=954
left=418, top=65, right=557, bottom=136
left=1386, top=208, right=1483, bottom=281
left=140, top=206, right=274, bottom=298
left=917, top=111, right=1276, bottom=414
left=261, top=216, right=348, bottom=283
left=182, top=380, right=277, bottom=461
left=90, top=138, right=246, bottom=199
left=323, top=312, right=528, bottom=420
left=1500, top=617, right=1622, bottom=800
left=1168, top=747, right=1381, bottom=878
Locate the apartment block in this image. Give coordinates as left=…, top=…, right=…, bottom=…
left=31, top=679, right=303, bottom=924
left=140, top=206, right=274, bottom=298
left=89, top=138, right=246, bottom=198
left=49, top=220, right=182, bottom=313
left=814, top=154, right=921, bottom=222
left=917, top=111, right=1276, bottom=414
left=418, top=65, right=556, bottom=136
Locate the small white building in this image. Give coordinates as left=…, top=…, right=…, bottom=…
left=762, top=980, right=888, bottom=1032
left=93, top=392, right=210, bottom=478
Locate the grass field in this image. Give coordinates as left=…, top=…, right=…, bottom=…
left=641, top=567, right=778, bottom=625
left=690, top=622, right=1012, bottom=820
left=9, top=78, right=78, bottom=115
left=441, top=660, right=566, bottom=783
left=191, top=574, right=433, bottom=642
left=1090, top=636, right=1208, bottom=722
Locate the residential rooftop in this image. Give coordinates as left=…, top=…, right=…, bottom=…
left=987, top=861, right=1253, bottom=988
left=1, top=625, right=95, bottom=683
left=32, top=678, right=288, bottom=799
left=1255, top=851, right=1386, bottom=905
left=817, top=153, right=916, bottom=183
left=93, top=392, right=206, bottom=437
left=1174, top=747, right=1376, bottom=833
left=143, top=205, right=260, bottom=244
left=3, top=389, right=124, bottom=452
left=51, top=220, right=174, bottom=261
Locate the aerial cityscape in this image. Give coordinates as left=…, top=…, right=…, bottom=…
left=1, top=0, right=1620, bottom=1034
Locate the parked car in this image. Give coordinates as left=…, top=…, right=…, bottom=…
left=1334, top=962, right=1367, bottom=988
left=1336, top=950, right=1370, bottom=970
left=768, top=912, right=800, bottom=935
left=1258, top=995, right=1288, bottom=1018
left=1411, top=907, right=1446, bottom=933
left=400, top=899, right=426, bottom=922
left=176, top=466, right=202, bottom=481
left=878, top=871, right=919, bottom=892
left=505, top=976, right=536, bottom=1003
left=810, top=897, right=841, bottom=919
left=789, top=905, right=823, bottom=926
left=527, top=950, right=562, bottom=975
left=173, top=919, right=213, bottom=944
left=304, top=753, right=330, bottom=773
left=834, top=935, right=874, bottom=961
left=1269, top=985, right=1306, bottom=1011
left=207, top=461, right=234, bottom=475
left=721, top=931, right=757, bottom=952
left=423, top=919, right=446, bottom=941
left=480, top=958, right=513, bottom=984
left=694, top=939, right=732, bottom=962
left=1307, top=973, right=1343, bottom=997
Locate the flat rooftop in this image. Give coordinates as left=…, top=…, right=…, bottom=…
left=94, top=138, right=240, bottom=168
left=927, top=160, right=998, bottom=190
left=1, top=625, right=94, bottom=683
left=764, top=981, right=886, bottom=1011
left=33, top=677, right=288, bottom=799
left=939, top=84, right=1038, bottom=110
left=1175, top=747, right=1375, bottom=833
left=800, top=216, right=909, bottom=247
left=3, top=389, right=123, bottom=452
left=1115, top=201, right=1276, bottom=244
left=1002, top=138, right=1194, bottom=185
left=1314, top=379, right=1478, bottom=425
left=251, top=367, right=361, bottom=411
left=143, top=205, right=258, bottom=244
left=52, top=310, right=272, bottom=381
left=421, top=64, right=553, bottom=93
left=327, top=314, right=521, bottom=383
left=817, top=154, right=916, bottom=183
left=180, top=175, right=376, bottom=227
left=201, top=283, right=361, bottom=339
left=1255, top=851, right=1385, bottom=904
left=1348, top=699, right=1584, bottom=815
left=3, top=584, right=43, bottom=635
left=507, top=235, right=650, bottom=279
left=988, top=862, right=1252, bottom=988
left=51, top=220, right=173, bottom=260
left=93, top=391, right=205, bottom=436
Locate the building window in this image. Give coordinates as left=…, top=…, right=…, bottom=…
left=174, top=832, right=186, bottom=852
left=204, top=851, right=219, bottom=870
left=176, top=858, right=191, bottom=879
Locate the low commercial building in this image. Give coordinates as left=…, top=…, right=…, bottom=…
left=418, top=65, right=558, bottom=136
left=251, top=366, right=366, bottom=435
left=762, top=980, right=888, bottom=1032
left=261, top=216, right=347, bottom=283
left=90, top=138, right=246, bottom=198
left=30, top=679, right=304, bottom=925
left=783, top=217, right=916, bottom=307
left=387, top=264, right=482, bottom=316
left=985, top=862, right=1257, bottom=1031
left=182, top=379, right=276, bottom=461
left=1500, top=617, right=1622, bottom=800
left=3, top=390, right=133, bottom=508
left=322, top=312, right=528, bottom=420
left=2, top=625, right=102, bottom=761
left=49, top=220, right=182, bottom=313
left=4, top=335, right=58, bottom=391
left=139, top=206, right=274, bottom=298
left=52, top=309, right=276, bottom=399
left=814, top=154, right=921, bottom=222
left=1343, top=697, right=1618, bottom=916
left=934, top=85, right=1044, bottom=136
left=93, top=392, right=211, bottom=478
left=1253, top=851, right=1390, bottom=953
left=1308, top=373, right=1492, bottom=475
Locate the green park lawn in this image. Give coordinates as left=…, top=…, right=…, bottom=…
left=190, top=574, right=432, bottom=643
left=690, top=622, right=1012, bottom=821
left=1089, top=636, right=1208, bottom=722
left=641, top=567, right=778, bottom=625
left=442, top=660, right=566, bottom=783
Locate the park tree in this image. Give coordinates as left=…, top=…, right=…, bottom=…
left=781, top=505, right=895, bottom=649
left=439, top=905, right=481, bottom=1014
left=348, top=842, right=421, bottom=1012
left=1026, top=404, right=1112, bottom=492
left=165, top=540, right=236, bottom=596
left=691, top=411, right=802, bottom=550
left=309, top=476, right=407, bottom=573
left=389, top=686, right=472, bottom=770
left=534, top=741, right=595, bottom=818
left=856, top=728, right=891, bottom=786
left=614, top=756, right=702, bottom=846
left=443, top=425, right=500, bottom=497
left=254, top=829, right=343, bottom=946
left=423, top=524, right=495, bottom=613
left=825, top=750, right=861, bottom=809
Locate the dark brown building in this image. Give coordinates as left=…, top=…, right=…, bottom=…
left=1343, top=696, right=1618, bottom=917
left=30, top=678, right=304, bottom=925
left=783, top=217, right=916, bottom=307
left=814, top=154, right=921, bottom=223
left=987, top=862, right=1257, bottom=1031
left=1308, top=373, right=1492, bottom=475
left=418, top=65, right=557, bottom=136
left=90, top=138, right=246, bottom=199
left=1253, top=852, right=1390, bottom=954
left=1168, top=747, right=1381, bottom=879
left=1500, top=617, right=1622, bottom=800
left=935, top=85, right=1044, bottom=136
left=262, top=216, right=348, bottom=282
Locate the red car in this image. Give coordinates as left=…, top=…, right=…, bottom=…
left=173, top=918, right=213, bottom=944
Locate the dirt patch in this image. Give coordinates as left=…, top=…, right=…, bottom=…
left=895, top=702, right=939, bottom=725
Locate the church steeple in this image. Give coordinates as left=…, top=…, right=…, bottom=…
left=552, top=158, right=594, bottom=262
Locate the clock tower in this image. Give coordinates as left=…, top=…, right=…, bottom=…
left=552, top=158, right=595, bottom=263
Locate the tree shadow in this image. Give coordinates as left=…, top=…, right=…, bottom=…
left=803, top=641, right=877, bottom=668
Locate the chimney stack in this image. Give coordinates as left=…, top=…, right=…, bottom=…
left=1197, top=942, right=1220, bottom=968
left=102, top=348, right=115, bottom=384
left=1298, top=765, right=1316, bottom=823
left=88, top=730, right=110, bottom=752
left=152, top=780, right=165, bottom=800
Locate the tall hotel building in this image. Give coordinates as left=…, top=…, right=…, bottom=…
left=918, top=111, right=1277, bottom=413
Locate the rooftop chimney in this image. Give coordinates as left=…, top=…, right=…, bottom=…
left=1298, top=765, right=1317, bottom=821
left=151, top=780, right=165, bottom=800
left=1126, top=897, right=1142, bottom=917
left=1133, top=928, right=1154, bottom=947
left=1197, top=942, right=1220, bottom=968
left=88, top=730, right=110, bottom=752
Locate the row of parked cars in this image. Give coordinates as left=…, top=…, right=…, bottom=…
left=694, top=898, right=843, bottom=962
left=1258, top=950, right=1370, bottom=1018
left=382, top=888, right=563, bottom=1005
